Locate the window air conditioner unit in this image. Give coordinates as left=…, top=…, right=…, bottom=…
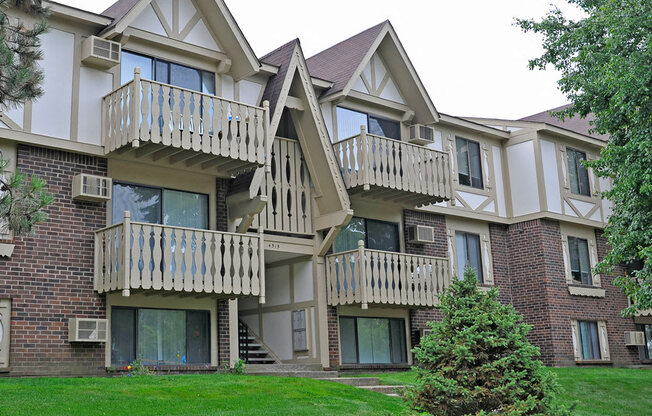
left=72, top=174, right=112, bottom=202
left=407, top=225, right=435, bottom=244
left=69, top=318, right=108, bottom=343
left=624, top=331, right=645, bottom=346
left=81, top=36, right=121, bottom=68
left=408, top=124, right=435, bottom=145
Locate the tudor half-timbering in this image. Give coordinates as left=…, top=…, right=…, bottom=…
left=0, top=0, right=649, bottom=376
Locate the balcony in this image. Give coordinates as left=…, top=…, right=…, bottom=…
left=325, top=242, right=450, bottom=308
left=332, top=128, right=452, bottom=206
left=95, top=212, right=265, bottom=301
left=102, top=69, right=269, bottom=176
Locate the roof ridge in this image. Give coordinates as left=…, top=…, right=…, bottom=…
left=306, top=20, right=388, bottom=62
left=260, top=38, right=300, bottom=62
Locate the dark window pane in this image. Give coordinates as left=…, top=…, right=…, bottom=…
left=644, top=324, right=652, bottom=359
left=368, top=116, right=400, bottom=140
left=333, top=217, right=365, bottom=253
left=111, top=308, right=135, bottom=366
left=456, top=231, right=483, bottom=283
left=468, top=140, right=483, bottom=188
left=389, top=319, right=407, bottom=364
left=366, top=219, right=399, bottom=252
left=336, top=107, right=367, bottom=139
left=568, top=149, right=590, bottom=196
left=137, top=309, right=186, bottom=365
left=162, top=189, right=208, bottom=229
left=456, top=138, right=470, bottom=186
left=112, top=183, right=161, bottom=225
left=576, top=151, right=591, bottom=196
left=455, top=232, right=468, bottom=279
left=121, top=51, right=153, bottom=83
left=577, top=238, right=592, bottom=285
left=467, top=233, right=483, bottom=283
left=339, top=317, right=358, bottom=364
left=186, top=310, right=210, bottom=364
left=568, top=237, right=582, bottom=283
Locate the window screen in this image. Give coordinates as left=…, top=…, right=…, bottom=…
left=455, top=231, right=483, bottom=283
left=333, top=217, right=399, bottom=253
left=336, top=106, right=400, bottom=140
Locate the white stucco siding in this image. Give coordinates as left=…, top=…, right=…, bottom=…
left=1, top=104, right=23, bottom=129
left=78, top=68, right=113, bottom=145
left=265, top=265, right=291, bottom=306
left=293, top=261, right=313, bottom=303
left=221, top=75, right=234, bottom=101
left=32, top=28, right=75, bottom=139
left=492, top=145, right=506, bottom=217
left=599, top=176, right=613, bottom=221
left=540, top=139, right=562, bottom=213
left=507, top=141, right=540, bottom=216
left=184, top=19, right=220, bottom=51
left=130, top=5, right=167, bottom=36
left=262, top=311, right=293, bottom=360
left=237, top=80, right=262, bottom=106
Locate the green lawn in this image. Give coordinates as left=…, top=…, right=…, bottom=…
left=348, top=367, right=652, bottom=416
left=1, top=368, right=649, bottom=416
left=0, top=374, right=402, bottom=416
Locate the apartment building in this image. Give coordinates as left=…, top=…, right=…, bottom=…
left=0, top=0, right=649, bottom=376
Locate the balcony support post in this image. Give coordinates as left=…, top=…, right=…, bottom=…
left=359, top=126, right=370, bottom=191
left=263, top=100, right=271, bottom=173
left=258, top=227, right=266, bottom=304
left=122, top=210, right=131, bottom=297
left=130, top=68, right=141, bottom=148
left=358, top=239, right=368, bottom=309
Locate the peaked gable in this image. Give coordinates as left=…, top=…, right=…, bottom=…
left=307, top=21, right=439, bottom=124
left=261, top=41, right=351, bottom=228
left=101, top=0, right=259, bottom=79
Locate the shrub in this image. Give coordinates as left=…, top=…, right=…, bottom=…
left=404, top=268, right=571, bottom=415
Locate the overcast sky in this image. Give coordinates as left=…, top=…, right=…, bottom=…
left=57, top=0, right=585, bottom=119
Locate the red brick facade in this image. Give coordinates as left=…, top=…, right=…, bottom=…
left=326, top=305, right=339, bottom=368
left=0, top=145, right=107, bottom=376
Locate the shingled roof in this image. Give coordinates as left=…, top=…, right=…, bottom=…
left=520, top=104, right=608, bottom=141
left=260, top=39, right=300, bottom=118
left=305, top=21, right=387, bottom=97
left=101, top=0, right=140, bottom=31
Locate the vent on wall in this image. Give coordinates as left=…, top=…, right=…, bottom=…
left=624, top=331, right=645, bottom=346
left=408, top=124, right=435, bottom=145
left=69, top=318, right=107, bottom=343
left=72, top=174, right=112, bottom=202
left=407, top=225, right=435, bottom=244
left=81, top=36, right=121, bottom=68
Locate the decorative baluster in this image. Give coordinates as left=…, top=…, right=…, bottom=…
left=220, top=101, right=230, bottom=156
left=193, top=231, right=203, bottom=293
left=150, top=83, right=161, bottom=143
left=191, top=92, right=201, bottom=151
left=223, top=234, right=233, bottom=294
left=139, top=80, right=150, bottom=143
left=171, top=88, right=182, bottom=148
left=214, top=234, right=224, bottom=293
left=151, top=225, right=162, bottom=290
left=161, top=84, right=172, bottom=146
left=203, top=232, right=214, bottom=294
left=211, top=97, right=221, bottom=155
left=248, top=236, right=258, bottom=296
left=399, top=253, right=408, bottom=305
left=201, top=95, right=211, bottom=154
left=132, top=223, right=144, bottom=290
left=183, top=230, right=194, bottom=292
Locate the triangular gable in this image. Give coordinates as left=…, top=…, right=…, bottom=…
left=308, top=21, right=439, bottom=124
left=101, top=0, right=259, bottom=79
left=261, top=41, right=351, bottom=229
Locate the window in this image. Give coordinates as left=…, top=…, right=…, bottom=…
left=292, top=310, right=308, bottom=352
left=456, top=137, right=483, bottom=189
left=641, top=324, right=652, bottom=360
left=568, top=236, right=592, bottom=285
left=577, top=320, right=601, bottom=360
left=336, top=107, right=400, bottom=140
left=455, top=231, right=483, bottom=283
left=121, top=51, right=215, bottom=95
left=567, top=148, right=590, bottom=196
left=0, top=299, right=10, bottom=368
left=333, top=217, right=400, bottom=253
left=112, top=182, right=208, bottom=229
left=111, top=307, right=210, bottom=366
left=339, top=317, right=407, bottom=364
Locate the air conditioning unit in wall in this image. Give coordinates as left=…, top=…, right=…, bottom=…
left=408, top=124, right=435, bottom=145
left=624, top=331, right=645, bottom=346
left=72, top=174, right=112, bottom=202
left=81, top=36, right=121, bottom=68
left=407, top=225, right=435, bottom=244
left=69, top=318, right=107, bottom=343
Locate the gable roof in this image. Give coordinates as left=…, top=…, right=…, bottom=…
left=306, top=21, right=386, bottom=98
left=260, top=39, right=300, bottom=118
left=101, top=0, right=143, bottom=32
left=519, top=104, right=608, bottom=141
left=306, top=20, right=438, bottom=123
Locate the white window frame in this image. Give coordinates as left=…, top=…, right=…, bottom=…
left=560, top=223, right=603, bottom=297
left=0, top=298, right=11, bottom=369
left=446, top=218, right=494, bottom=286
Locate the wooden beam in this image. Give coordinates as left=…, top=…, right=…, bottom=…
left=134, top=143, right=160, bottom=158
left=151, top=147, right=183, bottom=161
left=318, top=226, right=340, bottom=256
left=168, top=150, right=199, bottom=165
left=285, top=96, right=304, bottom=111
left=186, top=154, right=219, bottom=167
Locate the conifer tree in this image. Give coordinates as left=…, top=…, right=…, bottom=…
left=404, top=269, right=571, bottom=416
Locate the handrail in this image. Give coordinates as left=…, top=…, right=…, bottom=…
left=332, top=130, right=448, bottom=157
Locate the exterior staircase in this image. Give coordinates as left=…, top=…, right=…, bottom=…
left=321, top=376, right=405, bottom=398
left=238, top=321, right=277, bottom=364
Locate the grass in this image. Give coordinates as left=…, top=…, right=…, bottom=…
left=348, top=367, right=652, bottom=416
left=0, top=373, right=403, bottom=416
left=1, top=368, right=649, bottom=415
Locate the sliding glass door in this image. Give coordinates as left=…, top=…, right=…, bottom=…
left=339, top=317, right=407, bottom=364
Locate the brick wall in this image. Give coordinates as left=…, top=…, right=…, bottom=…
left=0, top=145, right=107, bottom=376
left=216, top=178, right=229, bottom=232
left=326, top=306, right=339, bottom=368
left=217, top=299, right=230, bottom=366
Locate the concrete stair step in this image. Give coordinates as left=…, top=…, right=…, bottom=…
left=359, top=385, right=405, bottom=396
left=243, top=357, right=277, bottom=363
left=319, top=377, right=380, bottom=386
left=248, top=370, right=339, bottom=379
left=246, top=363, right=324, bottom=372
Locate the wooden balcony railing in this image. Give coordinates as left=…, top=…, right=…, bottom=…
left=325, top=241, right=450, bottom=308
left=332, top=127, right=452, bottom=206
left=94, top=211, right=265, bottom=302
left=102, top=68, right=269, bottom=174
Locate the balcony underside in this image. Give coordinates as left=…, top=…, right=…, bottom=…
left=107, top=141, right=259, bottom=177
left=347, top=184, right=447, bottom=207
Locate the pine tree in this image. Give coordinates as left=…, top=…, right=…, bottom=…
left=0, top=0, right=52, bottom=235
left=404, top=268, right=571, bottom=416
left=0, top=0, right=49, bottom=108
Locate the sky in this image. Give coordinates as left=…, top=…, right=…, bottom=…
left=56, top=0, right=585, bottom=119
